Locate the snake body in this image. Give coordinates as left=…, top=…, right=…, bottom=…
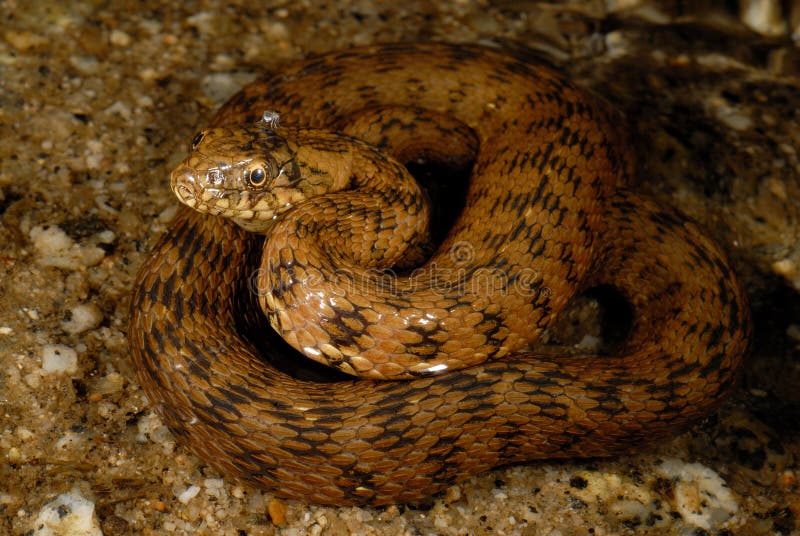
left=128, top=43, right=750, bottom=505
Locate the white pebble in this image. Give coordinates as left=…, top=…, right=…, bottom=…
left=95, top=230, right=115, bottom=244
left=177, top=485, right=201, bottom=504
left=204, top=478, right=225, bottom=499
left=32, top=487, right=102, bottom=536
left=786, top=324, right=800, bottom=341
left=576, top=334, right=602, bottom=351
left=136, top=411, right=164, bottom=437
left=62, top=304, right=103, bottom=334
left=202, top=72, right=241, bottom=103
left=158, top=204, right=178, bottom=223
left=714, top=103, right=753, bottom=131
left=41, top=344, right=78, bottom=374
left=30, top=225, right=106, bottom=270
left=740, top=0, right=786, bottom=36
left=137, top=411, right=173, bottom=447
left=84, top=139, right=105, bottom=169
left=109, top=29, right=131, bottom=47
left=105, top=100, right=132, bottom=121
left=204, top=478, right=224, bottom=490
left=31, top=225, right=74, bottom=255
left=69, top=55, right=100, bottom=75
left=55, top=432, right=84, bottom=452
left=0, top=326, right=12, bottom=335
left=658, top=458, right=738, bottom=530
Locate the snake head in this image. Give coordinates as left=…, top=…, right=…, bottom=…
left=170, top=125, right=304, bottom=233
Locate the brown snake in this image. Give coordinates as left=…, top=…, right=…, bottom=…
left=128, top=43, right=751, bottom=505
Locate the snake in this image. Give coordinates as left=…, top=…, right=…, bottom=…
left=128, top=42, right=751, bottom=506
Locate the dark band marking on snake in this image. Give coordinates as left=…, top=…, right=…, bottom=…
left=128, top=42, right=750, bottom=505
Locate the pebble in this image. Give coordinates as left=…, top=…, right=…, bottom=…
left=201, top=72, right=243, bottom=103
left=41, top=344, right=78, bottom=374
left=30, top=225, right=106, bottom=270
left=710, top=97, right=753, bottom=131
left=772, top=258, right=797, bottom=281
left=186, top=11, right=218, bottom=35
left=4, top=29, right=48, bottom=50
left=158, top=205, right=178, bottom=224
left=109, top=29, right=132, bottom=47
left=90, top=372, right=125, bottom=398
left=177, top=485, right=201, bottom=504
left=136, top=411, right=173, bottom=446
left=739, top=0, right=786, bottom=37
left=31, top=487, right=102, bottom=536
left=204, top=478, right=225, bottom=499
left=268, top=498, right=287, bottom=525
left=658, top=458, right=738, bottom=530
left=55, top=432, right=84, bottom=453
left=576, top=334, right=602, bottom=351
left=61, top=303, right=104, bottom=335
left=786, top=324, right=800, bottom=342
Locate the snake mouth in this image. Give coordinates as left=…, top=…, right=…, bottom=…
left=174, top=184, right=197, bottom=205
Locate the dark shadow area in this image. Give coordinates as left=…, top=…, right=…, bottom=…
left=582, top=285, right=634, bottom=353
left=405, top=158, right=472, bottom=249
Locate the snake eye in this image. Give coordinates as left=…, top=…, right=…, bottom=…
left=245, top=166, right=268, bottom=188
left=190, top=132, right=205, bottom=150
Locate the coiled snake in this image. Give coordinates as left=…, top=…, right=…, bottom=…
left=128, top=43, right=750, bottom=505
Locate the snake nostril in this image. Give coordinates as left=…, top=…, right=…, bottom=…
left=176, top=184, right=195, bottom=202
left=171, top=168, right=199, bottom=202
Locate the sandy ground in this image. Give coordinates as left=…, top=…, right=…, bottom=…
left=1, top=1, right=799, bottom=534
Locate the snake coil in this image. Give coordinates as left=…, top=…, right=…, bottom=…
left=129, top=43, right=750, bottom=505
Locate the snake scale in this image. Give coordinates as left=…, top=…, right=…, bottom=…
left=128, top=43, right=750, bottom=505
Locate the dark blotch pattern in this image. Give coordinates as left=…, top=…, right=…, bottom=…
left=128, top=43, right=751, bottom=506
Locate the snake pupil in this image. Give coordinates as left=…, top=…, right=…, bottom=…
left=190, top=131, right=204, bottom=149
left=248, top=167, right=267, bottom=187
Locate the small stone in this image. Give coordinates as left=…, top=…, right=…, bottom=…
left=204, top=478, right=225, bottom=499
left=177, top=485, right=201, bottom=504
left=84, top=139, right=105, bottom=169
left=55, top=431, right=84, bottom=452
left=786, top=324, right=800, bottom=342
left=158, top=205, right=178, bottom=224
left=90, top=372, right=125, bottom=397
left=444, top=484, right=462, bottom=503
left=30, top=225, right=106, bottom=270
left=658, top=459, right=738, bottom=530
left=714, top=103, right=753, bottom=131
left=4, top=29, right=48, bottom=50
left=185, top=11, right=217, bottom=35
left=740, top=0, right=786, bottom=36
left=100, top=514, right=129, bottom=535
left=202, top=72, right=242, bottom=103
left=576, top=334, right=601, bottom=351
left=260, top=20, right=290, bottom=42
left=7, top=447, right=21, bottom=462
left=32, top=225, right=73, bottom=254
left=62, top=303, right=104, bottom=335
left=41, top=344, right=79, bottom=374
left=773, top=258, right=796, bottom=278
left=268, top=498, right=287, bottom=525
left=0, top=326, right=12, bottom=335
left=108, top=29, right=131, bottom=47
left=69, top=55, right=100, bottom=75
left=32, top=487, right=102, bottom=536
